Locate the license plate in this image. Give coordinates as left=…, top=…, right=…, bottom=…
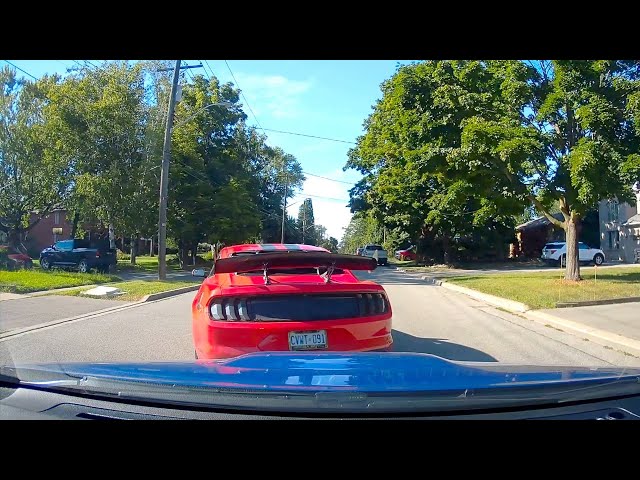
left=288, top=330, right=328, bottom=351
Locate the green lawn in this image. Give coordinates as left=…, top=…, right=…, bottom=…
left=51, top=279, right=199, bottom=302
left=0, top=270, right=121, bottom=294
left=116, top=254, right=187, bottom=273
left=447, top=266, right=640, bottom=309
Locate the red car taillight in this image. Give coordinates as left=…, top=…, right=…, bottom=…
left=209, top=298, right=250, bottom=321
left=208, top=293, right=389, bottom=322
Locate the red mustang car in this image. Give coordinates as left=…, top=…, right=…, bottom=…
left=191, top=243, right=393, bottom=360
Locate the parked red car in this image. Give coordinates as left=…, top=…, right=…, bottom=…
left=394, top=245, right=416, bottom=261
left=0, top=245, right=33, bottom=270
left=191, top=243, right=393, bottom=360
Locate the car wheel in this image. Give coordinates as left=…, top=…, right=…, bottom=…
left=593, top=253, right=604, bottom=266
left=78, top=259, right=89, bottom=274
left=558, top=255, right=566, bottom=267
left=40, top=258, right=50, bottom=270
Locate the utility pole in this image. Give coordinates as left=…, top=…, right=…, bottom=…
left=157, top=60, right=181, bottom=280
left=156, top=61, right=204, bottom=280
left=281, top=173, right=288, bottom=244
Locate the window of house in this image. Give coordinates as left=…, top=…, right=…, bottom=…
left=608, top=230, right=620, bottom=249
left=607, top=201, right=619, bottom=222
left=54, top=211, right=60, bottom=225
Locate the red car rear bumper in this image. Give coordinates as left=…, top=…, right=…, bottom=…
left=193, top=314, right=393, bottom=360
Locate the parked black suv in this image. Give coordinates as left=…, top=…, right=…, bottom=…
left=39, top=239, right=116, bottom=273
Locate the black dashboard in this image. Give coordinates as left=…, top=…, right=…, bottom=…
left=3, top=385, right=640, bottom=419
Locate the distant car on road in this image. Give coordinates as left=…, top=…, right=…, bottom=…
left=541, top=242, right=605, bottom=266
left=191, top=243, right=393, bottom=359
left=361, top=244, right=388, bottom=266
left=40, top=239, right=116, bottom=273
left=394, top=245, right=416, bottom=261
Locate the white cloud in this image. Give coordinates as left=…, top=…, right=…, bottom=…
left=288, top=169, right=358, bottom=242
left=233, top=73, right=312, bottom=119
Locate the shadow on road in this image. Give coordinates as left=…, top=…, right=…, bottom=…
left=391, top=330, right=497, bottom=362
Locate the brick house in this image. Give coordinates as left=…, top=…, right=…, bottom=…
left=25, top=208, right=74, bottom=254
left=512, top=213, right=565, bottom=259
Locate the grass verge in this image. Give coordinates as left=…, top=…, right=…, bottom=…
left=446, top=266, right=640, bottom=309
left=0, top=269, right=121, bottom=293
left=50, top=280, right=199, bottom=302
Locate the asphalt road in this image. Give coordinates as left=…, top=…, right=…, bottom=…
left=2, top=267, right=639, bottom=368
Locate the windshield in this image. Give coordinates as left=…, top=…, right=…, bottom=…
left=2, top=59, right=640, bottom=416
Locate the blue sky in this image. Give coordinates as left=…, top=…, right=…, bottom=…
left=7, top=60, right=411, bottom=240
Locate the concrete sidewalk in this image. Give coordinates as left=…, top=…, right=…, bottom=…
left=538, top=302, right=640, bottom=343
left=0, top=295, right=131, bottom=334
left=116, top=270, right=196, bottom=282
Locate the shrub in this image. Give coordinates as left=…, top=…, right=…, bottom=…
left=116, top=249, right=130, bottom=261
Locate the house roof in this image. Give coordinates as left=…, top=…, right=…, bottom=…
left=623, top=214, right=640, bottom=226
left=516, top=212, right=564, bottom=231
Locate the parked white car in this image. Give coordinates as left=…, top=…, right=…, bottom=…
left=541, top=242, right=605, bottom=266
left=361, top=244, right=388, bottom=266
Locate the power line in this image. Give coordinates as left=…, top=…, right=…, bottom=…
left=182, top=61, right=196, bottom=82
left=297, top=193, right=350, bottom=203
left=202, top=60, right=215, bottom=79
left=260, top=128, right=356, bottom=145
left=3, top=60, right=37, bottom=80
left=302, top=171, right=356, bottom=185
left=224, top=60, right=264, bottom=131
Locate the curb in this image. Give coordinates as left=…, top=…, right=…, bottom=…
left=139, top=285, right=200, bottom=302
left=438, top=280, right=530, bottom=313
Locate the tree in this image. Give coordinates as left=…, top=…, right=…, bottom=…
left=338, top=212, right=383, bottom=254
left=0, top=66, right=72, bottom=249
left=236, top=127, right=305, bottom=243
left=297, top=198, right=317, bottom=244
left=347, top=60, right=640, bottom=279
left=167, top=74, right=258, bottom=266
left=44, top=62, right=151, bottom=259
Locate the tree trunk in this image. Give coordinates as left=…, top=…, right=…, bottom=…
left=130, top=234, right=137, bottom=265
left=149, top=236, right=154, bottom=257
left=70, top=212, right=80, bottom=239
left=177, top=239, right=186, bottom=269
left=108, top=223, right=116, bottom=250
left=442, top=235, right=451, bottom=265
left=564, top=215, right=581, bottom=281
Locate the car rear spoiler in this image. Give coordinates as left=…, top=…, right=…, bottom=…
left=214, top=252, right=377, bottom=284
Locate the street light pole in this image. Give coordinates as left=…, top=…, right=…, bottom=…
left=158, top=60, right=181, bottom=280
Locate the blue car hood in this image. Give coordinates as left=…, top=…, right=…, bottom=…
left=13, top=352, right=640, bottom=393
